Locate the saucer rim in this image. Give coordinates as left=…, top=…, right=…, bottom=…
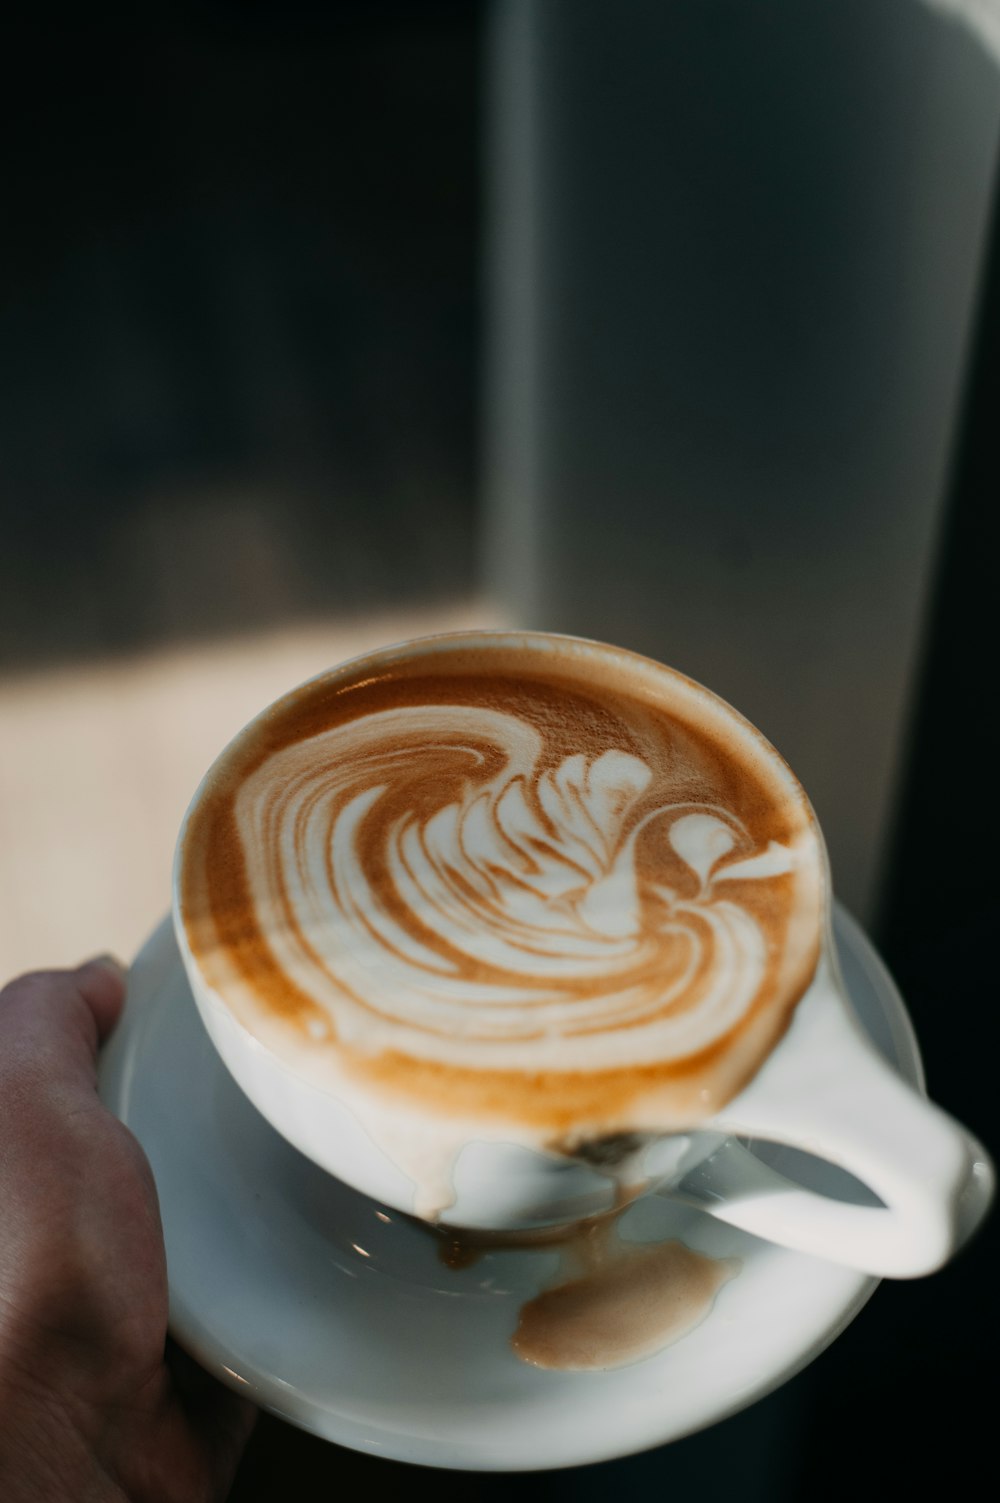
left=100, top=902, right=919, bottom=1471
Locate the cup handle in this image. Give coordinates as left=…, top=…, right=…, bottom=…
left=668, top=967, right=994, bottom=1277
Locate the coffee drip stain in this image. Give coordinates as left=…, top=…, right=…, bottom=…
left=432, top=1201, right=739, bottom=1372
left=512, top=1227, right=739, bottom=1372
left=434, top=1219, right=574, bottom=1271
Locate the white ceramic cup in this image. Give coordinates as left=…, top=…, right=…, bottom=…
left=172, top=632, right=994, bottom=1277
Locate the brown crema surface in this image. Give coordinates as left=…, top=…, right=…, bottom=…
left=178, top=636, right=825, bottom=1134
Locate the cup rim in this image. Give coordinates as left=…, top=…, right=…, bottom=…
left=173, top=626, right=826, bottom=881
left=171, top=626, right=832, bottom=1148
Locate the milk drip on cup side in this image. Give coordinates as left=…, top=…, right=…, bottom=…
left=173, top=631, right=994, bottom=1274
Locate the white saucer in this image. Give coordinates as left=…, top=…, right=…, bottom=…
left=98, top=904, right=923, bottom=1472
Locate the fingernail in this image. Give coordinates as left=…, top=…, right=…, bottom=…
left=79, top=953, right=128, bottom=978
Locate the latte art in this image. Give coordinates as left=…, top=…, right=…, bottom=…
left=238, top=708, right=797, bottom=1073
left=179, top=637, right=826, bottom=1140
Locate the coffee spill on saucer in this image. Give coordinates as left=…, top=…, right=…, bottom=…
left=514, top=1232, right=739, bottom=1371
left=435, top=1217, right=578, bottom=1270
left=435, top=1208, right=740, bottom=1371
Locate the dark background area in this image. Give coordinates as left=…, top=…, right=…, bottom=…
left=0, top=1, right=479, bottom=673
left=1, top=4, right=996, bottom=1499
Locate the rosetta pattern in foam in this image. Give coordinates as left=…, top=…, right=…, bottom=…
left=235, top=704, right=799, bottom=1073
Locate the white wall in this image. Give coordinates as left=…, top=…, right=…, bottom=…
left=483, top=0, right=1000, bottom=922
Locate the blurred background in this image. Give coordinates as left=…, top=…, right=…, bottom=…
left=1, top=1, right=997, bottom=1499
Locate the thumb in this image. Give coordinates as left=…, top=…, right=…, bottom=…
left=73, top=954, right=128, bottom=1042
left=0, top=957, right=128, bottom=1097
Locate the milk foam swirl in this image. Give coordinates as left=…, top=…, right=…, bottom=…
left=234, top=704, right=798, bottom=1072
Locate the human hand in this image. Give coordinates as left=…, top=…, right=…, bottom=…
left=0, top=958, right=256, bottom=1501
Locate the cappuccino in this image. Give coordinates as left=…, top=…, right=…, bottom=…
left=178, top=633, right=824, bottom=1191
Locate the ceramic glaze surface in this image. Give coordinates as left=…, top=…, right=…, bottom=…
left=98, top=906, right=921, bottom=1470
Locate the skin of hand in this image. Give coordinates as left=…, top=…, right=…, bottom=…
left=0, top=959, right=257, bottom=1502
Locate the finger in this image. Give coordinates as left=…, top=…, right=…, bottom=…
left=166, top=1339, right=259, bottom=1484
left=0, top=958, right=127, bottom=1096
left=73, top=954, right=128, bottom=1042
